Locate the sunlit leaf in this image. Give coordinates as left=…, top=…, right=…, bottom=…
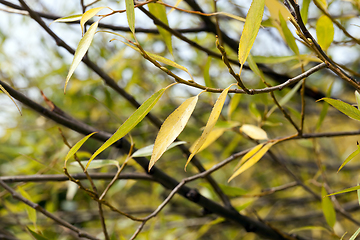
left=318, top=98, right=360, bottom=121
left=316, top=15, right=334, bottom=51
left=80, top=7, right=107, bottom=34
left=121, top=41, right=194, bottom=81
left=238, top=0, right=265, bottom=72
left=279, top=12, right=299, bottom=56
left=204, top=57, right=214, bottom=88
left=18, top=186, right=36, bottom=227
left=265, top=0, right=293, bottom=22
left=190, top=128, right=227, bottom=153
left=212, top=12, right=245, bottom=22
left=125, top=0, right=135, bottom=33
left=252, top=55, right=321, bottom=64
left=228, top=142, right=276, bottom=182
left=322, top=187, right=336, bottom=228
left=71, top=160, right=119, bottom=169
left=148, top=2, right=173, bottom=55
left=337, top=144, right=360, bottom=173
left=86, top=86, right=171, bottom=170
left=65, top=21, right=99, bottom=93
left=301, top=0, right=310, bottom=25
left=315, top=0, right=328, bottom=9
left=167, top=0, right=183, bottom=15
left=240, top=124, right=268, bottom=140
left=327, top=185, right=360, bottom=197
left=132, top=141, right=187, bottom=158
left=186, top=84, right=234, bottom=169
left=0, top=83, right=21, bottom=115
left=355, top=91, right=360, bottom=110
left=64, top=132, right=97, bottom=165
left=267, top=80, right=302, bottom=117
left=234, top=143, right=265, bottom=170
left=51, top=14, right=82, bottom=25
left=149, top=95, right=199, bottom=170
left=227, top=93, right=242, bottom=120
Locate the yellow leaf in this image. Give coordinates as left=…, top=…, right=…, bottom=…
left=190, top=128, right=227, bottom=153
left=0, top=83, right=21, bottom=115
left=228, top=142, right=276, bottom=182
left=125, top=0, right=135, bottom=33
left=316, top=15, right=334, bottom=51
left=185, top=84, right=235, bottom=169
left=80, top=7, right=107, bottom=34
left=265, top=0, right=294, bottom=23
left=233, top=143, right=265, bottom=170
left=65, top=21, right=99, bottom=93
left=51, top=14, right=82, bottom=25
left=149, top=95, right=199, bottom=170
left=238, top=0, right=265, bottom=72
left=240, top=124, right=268, bottom=140
left=315, top=0, right=328, bottom=9
left=227, top=93, right=241, bottom=120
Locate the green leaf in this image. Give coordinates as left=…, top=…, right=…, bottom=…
left=316, top=81, right=333, bottom=130
left=71, top=160, right=119, bottom=169
left=316, top=15, right=334, bottom=51
left=18, top=186, right=37, bottom=227
left=125, top=0, right=135, bottom=33
left=27, top=227, right=49, bottom=240
left=80, top=7, right=107, bottom=34
left=51, top=14, right=82, bottom=25
left=267, top=80, right=302, bottom=118
left=252, top=55, right=321, bottom=64
left=322, top=187, right=336, bottom=228
left=318, top=97, right=360, bottom=121
left=148, top=2, right=173, bottom=55
left=327, top=185, right=360, bottom=197
left=204, top=57, right=214, bottom=88
left=150, top=96, right=199, bottom=170
left=350, top=227, right=360, bottom=240
left=227, top=93, right=242, bottom=120
left=337, top=143, right=360, bottom=172
left=64, top=132, right=97, bottom=165
left=132, top=141, right=187, bottom=158
left=279, top=12, right=299, bottom=56
left=247, top=53, right=265, bottom=80
left=301, top=0, right=310, bottom=25
left=238, top=0, right=265, bottom=73
left=86, top=86, right=170, bottom=170
left=65, top=21, right=99, bottom=93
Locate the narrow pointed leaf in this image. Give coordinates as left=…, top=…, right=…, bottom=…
left=80, top=7, right=106, bottom=34
left=316, top=15, right=334, bottom=51
left=265, top=0, right=293, bottom=22
left=327, top=185, right=360, bottom=197
left=65, top=132, right=97, bottom=165
left=27, top=227, right=49, bottom=240
left=86, top=87, right=169, bottom=170
left=132, top=141, right=187, bottom=158
left=186, top=85, right=233, bottom=169
left=148, top=2, right=173, bottom=55
left=234, top=143, right=265, bottom=171
left=125, top=0, right=135, bottom=33
left=301, top=0, right=310, bottom=25
left=319, top=98, right=360, bottom=121
left=51, top=14, right=82, bottom=25
left=0, top=83, right=21, bottom=115
left=18, top=186, right=37, bottom=226
left=322, top=187, right=336, bottom=228
left=240, top=124, right=268, bottom=140
left=190, top=128, right=227, bottom=153
left=65, top=21, right=99, bottom=93
left=316, top=81, right=333, bottom=130
left=350, top=228, right=360, bottom=240
left=337, top=144, right=360, bottom=172
left=228, top=142, right=276, bottom=182
left=279, top=12, right=299, bottom=56
left=355, top=91, right=360, bottom=109
left=227, top=93, right=241, bottom=120
left=149, top=96, right=199, bottom=170
left=238, top=0, right=265, bottom=68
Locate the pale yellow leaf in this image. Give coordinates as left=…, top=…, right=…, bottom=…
left=240, top=124, right=268, bottom=140
left=185, top=84, right=235, bottom=169
left=316, top=15, right=334, bottom=51
left=233, top=143, right=265, bottom=170
left=149, top=95, right=199, bottom=170
left=190, top=128, right=227, bottom=153
left=80, top=7, right=107, bottom=34
left=265, top=0, right=294, bottom=22
left=228, top=142, right=276, bottom=182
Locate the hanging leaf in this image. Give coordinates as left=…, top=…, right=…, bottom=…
left=233, top=143, right=265, bottom=172
left=316, top=15, right=334, bottom=51
left=240, top=124, right=268, bottom=140
left=51, top=14, right=82, bottom=25
left=321, top=187, right=336, bottom=228
left=316, top=81, right=333, bottom=130
left=227, top=93, right=242, bottom=120
left=185, top=84, right=234, bottom=169
left=80, top=7, right=107, bottom=34
left=190, top=128, right=227, bottom=153
left=86, top=86, right=172, bottom=170
left=238, top=0, right=265, bottom=73
left=64, top=132, right=97, bottom=165
left=247, top=54, right=265, bottom=80
left=65, top=21, right=99, bottom=93
left=18, top=186, right=37, bottom=227
left=204, top=57, right=214, bottom=88
left=228, top=142, right=276, bottom=182
left=0, top=83, right=22, bottom=115
left=149, top=95, right=199, bottom=170
left=132, top=141, right=187, bottom=158
left=125, top=0, right=135, bottom=33
left=265, top=0, right=293, bottom=23
left=318, top=98, right=360, bottom=121
left=337, top=143, right=360, bottom=173
left=356, top=91, right=360, bottom=109
left=279, top=12, right=299, bottom=56
left=148, top=2, right=173, bottom=55
left=301, top=0, right=310, bottom=25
